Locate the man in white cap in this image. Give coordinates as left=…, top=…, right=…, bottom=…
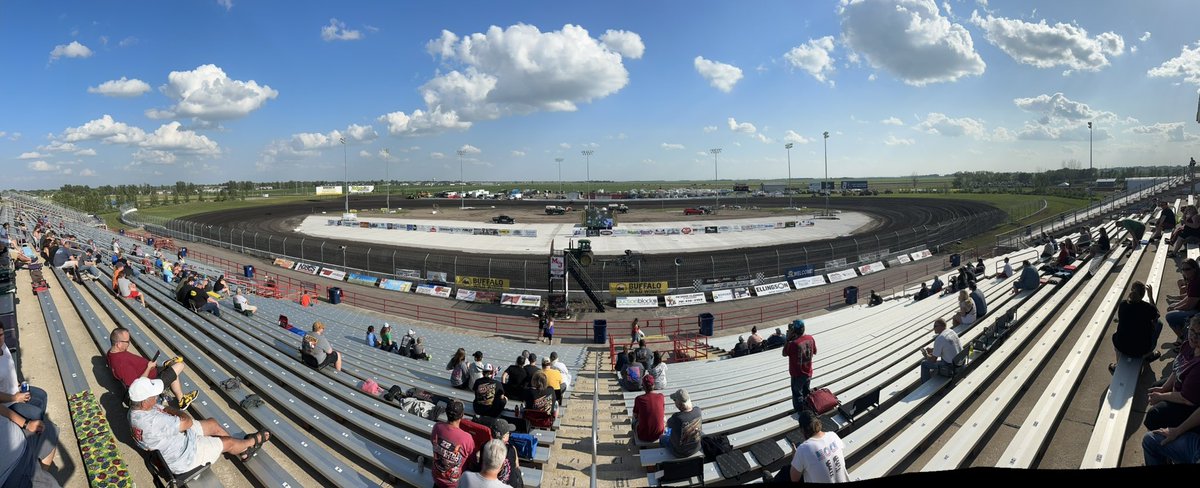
left=399, top=327, right=416, bottom=351
left=127, top=377, right=269, bottom=474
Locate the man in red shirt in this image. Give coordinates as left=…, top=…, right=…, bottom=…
left=431, top=401, right=475, bottom=488
left=632, top=375, right=665, bottom=443
left=106, top=328, right=197, bottom=409
left=783, top=319, right=817, bottom=423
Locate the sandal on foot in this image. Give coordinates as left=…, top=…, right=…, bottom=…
left=177, top=390, right=198, bottom=410
left=238, top=431, right=270, bottom=461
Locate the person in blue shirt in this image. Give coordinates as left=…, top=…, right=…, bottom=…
left=365, top=325, right=379, bottom=348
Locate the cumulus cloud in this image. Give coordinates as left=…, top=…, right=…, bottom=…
left=321, top=18, right=362, bottom=41
left=430, top=152, right=446, bottom=159
left=914, top=112, right=986, bottom=138
left=118, top=36, right=138, bottom=48
left=1016, top=122, right=1110, bottom=141
left=991, top=127, right=1016, bottom=141
left=839, top=0, right=985, bottom=86
left=79, top=168, right=96, bottom=177
left=458, top=144, right=481, bottom=155
left=1139, top=32, right=1151, bottom=42
left=784, top=36, right=837, bottom=84
left=969, top=11, right=1123, bottom=73
left=661, top=143, right=685, bottom=150
left=259, top=123, right=378, bottom=166
left=752, top=133, right=774, bottom=144
left=155, top=64, right=278, bottom=120
left=702, top=125, right=718, bottom=133
left=727, top=117, right=757, bottom=133
left=49, top=41, right=93, bottom=61
left=216, top=0, right=232, bottom=10
left=881, top=116, right=905, bottom=126
left=55, top=115, right=220, bottom=166
left=511, top=150, right=526, bottom=157
left=1149, top=42, right=1200, bottom=85
left=18, top=152, right=46, bottom=160
left=884, top=135, right=916, bottom=146
left=28, top=161, right=59, bottom=172
left=784, top=130, right=812, bottom=144
left=600, top=30, right=645, bottom=59
left=1013, top=92, right=1115, bottom=123
left=694, top=56, right=744, bottom=92
left=380, top=24, right=641, bottom=137
left=558, top=142, right=571, bottom=149
left=87, top=77, right=151, bottom=97
left=1131, top=122, right=1197, bottom=142
left=61, top=115, right=146, bottom=144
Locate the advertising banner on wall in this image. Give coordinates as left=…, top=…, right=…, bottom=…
left=664, top=293, right=707, bottom=307
left=318, top=268, right=347, bottom=281
left=346, top=273, right=378, bottom=287
left=826, top=269, right=858, bottom=283
left=791, top=276, right=827, bottom=290
left=753, top=281, right=792, bottom=296
left=273, top=258, right=295, bottom=269
left=785, top=265, right=815, bottom=279
left=500, top=293, right=542, bottom=307
left=395, top=268, right=422, bottom=280
left=379, top=279, right=413, bottom=292
left=415, top=284, right=453, bottom=298
left=454, top=276, right=510, bottom=291
left=315, top=185, right=342, bottom=195
left=615, top=296, right=660, bottom=308
left=348, top=185, right=375, bottom=194
left=608, top=281, right=669, bottom=295
left=857, top=262, right=886, bottom=275
left=293, top=263, right=320, bottom=275
left=910, top=249, right=933, bottom=261
left=896, top=255, right=912, bottom=264
left=426, top=271, right=449, bottom=283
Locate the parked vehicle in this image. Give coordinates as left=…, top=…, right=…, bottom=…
left=607, top=203, right=629, bottom=214
left=683, top=207, right=712, bottom=215
left=492, top=215, right=515, bottom=224
left=544, top=205, right=566, bottom=215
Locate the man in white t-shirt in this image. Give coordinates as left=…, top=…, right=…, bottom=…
left=920, top=318, right=962, bottom=381
left=785, top=410, right=849, bottom=483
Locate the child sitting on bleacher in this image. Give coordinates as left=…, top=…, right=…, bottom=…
left=521, top=371, right=558, bottom=429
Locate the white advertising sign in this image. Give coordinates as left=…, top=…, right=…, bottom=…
left=791, top=276, right=827, bottom=290
left=616, top=296, right=660, bottom=308
left=896, top=255, right=912, bottom=264
left=910, top=249, right=933, bottom=261
left=500, top=293, right=543, bottom=307
left=415, top=284, right=453, bottom=298
left=857, top=261, right=886, bottom=275
left=826, top=269, right=858, bottom=283
left=293, top=263, right=320, bottom=275
left=664, top=293, right=707, bottom=307
left=318, top=268, right=347, bottom=281
left=315, top=185, right=342, bottom=195
left=753, top=281, right=792, bottom=296
left=711, top=289, right=734, bottom=302
left=348, top=185, right=375, bottom=194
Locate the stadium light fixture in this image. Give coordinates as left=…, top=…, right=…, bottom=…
left=457, top=149, right=467, bottom=210
left=555, top=157, right=564, bottom=197
left=383, top=148, right=391, bottom=212
left=710, top=148, right=722, bottom=211
left=581, top=150, right=594, bottom=207
left=785, top=142, right=794, bottom=209
left=340, top=137, right=349, bottom=214
left=823, top=131, right=830, bottom=216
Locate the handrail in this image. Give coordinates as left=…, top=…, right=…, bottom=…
left=590, top=349, right=599, bottom=488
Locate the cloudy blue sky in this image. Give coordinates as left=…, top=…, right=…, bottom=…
left=3, top=0, right=1200, bottom=188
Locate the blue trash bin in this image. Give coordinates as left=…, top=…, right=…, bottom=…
left=950, top=253, right=961, bottom=268
left=179, top=247, right=188, bottom=258
left=243, top=265, right=255, bottom=279
left=593, top=319, right=608, bottom=345
left=698, top=313, right=714, bottom=337
left=843, top=286, right=859, bottom=305
left=329, top=287, right=342, bottom=305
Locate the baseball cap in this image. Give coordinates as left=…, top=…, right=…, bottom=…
left=670, top=389, right=691, bottom=406
left=408, top=329, right=415, bottom=336
left=484, top=363, right=495, bottom=373
left=791, top=319, right=805, bottom=331
left=642, top=375, right=656, bottom=388
left=490, top=418, right=515, bottom=438
left=446, top=401, right=465, bottom=421
left=129, top=377, right=164, bottom=402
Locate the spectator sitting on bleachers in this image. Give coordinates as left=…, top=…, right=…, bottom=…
left=1111, top=281, right=1162, bottom=373
left=784, top=319, right=816, bottom=422
left=78, top=250, right=102, bottom=281
left=1013, top=260, right=1039, bottom=295
left=117, top=274, right=147, bottom=307
left=973, top=258, right=986, bottom=276
left=1055, top=244, right=1074, bottom=269
left=868, top=290, right=883, bottom=306
left=613, top=346, right=629, bottom=374
left=398, top=327, right=417, bottom=352
left=620, top=354, right=643, bottom=392
left=730, top=336, right=748, bottom=358
left=128, top=377, right=269, bottom=476
left=472, top=364, right=507, bottom=418
left=541, top=358, right=564, bottom=405
left=502, top=356, right=529, bottom=399
left=1, top=335, right=48, bottom=424
left=1145, top=317, right=1200, bottom=431
left=634, top=339, right=653, bottom=371
left=747, top=326, right=764, bottom=352
left=1077, top=227, right=1093, bottom=249
left=968, top=283, right=987, bottom=319
left=662, top=389, right=702, bottom=457
left=483, top=418, right=524, bottom=488
left=459, top=439, right=508, bottom=488
left=549, top=352, right=571, bottom=390
left=920, top=318, right=962, bottom=382
left=647, top=351, right=667, bottom=391
left=379, top=324, right=396, bottom=353
left=210, top=275, right=228, bottom=297
left=1142, top=398, right=1200, bottom=466
left=1098, top=227, right=1111, bottom=253
left=365, top=326, right=379, bottom=348
left=232, top=288, right=256, bottom=316
left=409, top=337, right=430, bottom=361
left=632, top=375, right=665, bottom=444
left=300, top=322, right=342, bottom=372
left=186, top=287, right=221, bottom=317
left=449, top=349, right=471, bottom=391
left=630, top=318, right=644, bottom=348
left=0, top=402, right=59, bottom=487
left=468, top=351, right=486, bottom=390
left=914, top=282, right=930, bottom=302
left=1169, top=205, right=1200, bottom=258
left=997, top=257, right=1014, bottom=279
left=929, top=275, right=944, bottom=295
left=1041, top=240, right=1055, bottom=259
left=522, top=371, right=557, bottom=429
left=765, top=328, right=786, bottom=349
left=777, top=410, right=849, bottom=483
left=523, top=354, right=540, bottom=385
left=1166, top=259, right=1200, bottom=347
left=107, top=328, right=197, bottom=409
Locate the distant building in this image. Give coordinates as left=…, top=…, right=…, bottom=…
left=760, top=183, right=787, bottom=193
left=1092, top=178, right=1119, bottom=190
left=1125, top=176, right=1171, bottom=193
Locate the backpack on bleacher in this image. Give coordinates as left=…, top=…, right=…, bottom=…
left=805, top=388, right=840, bottom=415
left=700, top=433, right=733, bottom=462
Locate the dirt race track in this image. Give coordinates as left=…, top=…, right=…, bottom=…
left=172, top=196, right=1004, bottom=292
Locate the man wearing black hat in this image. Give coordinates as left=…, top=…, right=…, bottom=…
left=483, top=417, right=524, bottom=488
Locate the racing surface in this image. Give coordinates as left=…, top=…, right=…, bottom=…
left=167, top=196, right=1005, bottom=292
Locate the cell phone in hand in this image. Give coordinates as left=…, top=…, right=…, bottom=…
left=153, top=351, right=161, bottom=362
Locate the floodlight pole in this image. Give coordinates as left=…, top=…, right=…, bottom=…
left=555, top=158, right=564, bottom=196
left=457, top=149, right=467, bottom=210
left=383, top=148, right=391, bottom=212
left=581, top=150, right=594, bottom=208
left=341, top=137, right=349, bottom=213
left=823, top=131, right=830, bottom=216
left=710, top=148, right=722, bottom=211
left=785, top=142, right=794, bottom=209
left=1088, top=121, right=1093, bottom=171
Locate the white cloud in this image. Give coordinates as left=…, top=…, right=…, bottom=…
left=600, top=30, right=645, bottom=59
left=430, top=152, right=446, bottom=159
left=1131, top=46, right=1139, bottom=54
left=881, top=116, right=905, bottom=126
left=511, top=150, right=526, bottom=157
left=702, top=126, right=718, bottom=133
left=884, top=135, right=915, bottom=146
left=381, top=24, right=641, bottom=137
left=661, top=143, right=685, bottom=150
left=1140, top=32, right=1152, bottom=42
left=458, top=144, right=481, bottom=155
left=1015, top=122, right=1110, bottom=141
left=1131, top=122, right=1197, bottom=142
left=321, top=18, right=362, bottom=42
left=140, top=121, right=220, bottom=155
left=784, top=130, right=812, bottom=144
left=694, top=56, right=744, bottom=92
left=282, top=124, right=380, bottom=154
left=559, top=142, right=572, bottom=149
left=79, top=168, right=96, bottom=177
left=1149, top=42, right=1200, bottom=85
left=18, top=152, right=45, bottom=160
left=867, top=73, right=877, bottom=81
left=216, top=0, right=232, bottom=10
left=727, top=117, right=757, bottom=133
left=991, top=127, right=1016, bottom=141
left=28, top=161, right=59, bottom=172
left=61, top=115, right=146, bottom=144
left=969, top=11, right=1124, bottom=73
left=157, top=64, right=278, bottom=120
left=118, top=36, right=138, bottom=48
left=839, top=0, right=985, bottom=86
left=784, top=36, right=837, bottom=84
left=914, top=112, right=986, bottom=138
left=87, top=77, right=151, bottom=97
left=359, top=150, right=373, bottom=158
left=49, top=41, right=93, bottom=61
left=753, top=133, right=774, bottom=144
left=1013, top=92, right=1115, bottom=122
left=55, top=116, right=219, bottom=166
left=38, top=141, right=76, bottom=153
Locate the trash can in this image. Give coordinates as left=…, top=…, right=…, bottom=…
left=179, top=247, right=188, bottom=258
left=698, top=313, right=714, bottom=337
left=147, top=237, right=155, bottom=248
left=950, top=253, right=961, bottom=268
left=843, top=286, right=859, bottom=305
left=119, top=229, right=125, bottom=236
left=243, top=264, right=255, bottom=279
left=593, top=319, right=608, bottom=345
left=328, top=287, right=342, bottom=305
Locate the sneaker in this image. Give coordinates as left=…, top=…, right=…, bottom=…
left=177, top=390, right=198, bottom=409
